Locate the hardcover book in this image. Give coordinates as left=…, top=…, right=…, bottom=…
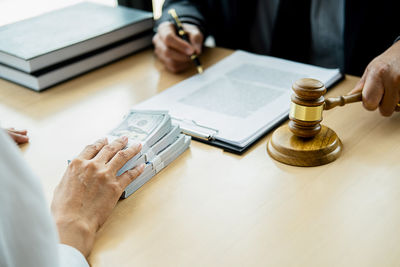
left=0, top=2, right=153, bottom=73
left=0, top=31, right=153, bottom=91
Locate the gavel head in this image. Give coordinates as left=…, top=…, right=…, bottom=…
left=289, top=78, right=326, bottom=138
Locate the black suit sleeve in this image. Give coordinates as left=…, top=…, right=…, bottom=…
left=155, top=0, right=208, bottom=36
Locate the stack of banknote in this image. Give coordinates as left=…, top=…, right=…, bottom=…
left=107, top=110, right=191, bottom=198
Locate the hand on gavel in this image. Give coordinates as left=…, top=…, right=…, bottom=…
left=325, top=92, right=400, bottom=111
left=349, top=39, right=400, bottom=116
left=289, top=78, right=399, bottom=138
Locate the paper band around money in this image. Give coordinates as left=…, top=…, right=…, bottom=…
left=289, top=102, right=324, bottom=122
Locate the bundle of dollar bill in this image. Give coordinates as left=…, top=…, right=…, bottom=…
left=107, top=110, right=191, bottom=198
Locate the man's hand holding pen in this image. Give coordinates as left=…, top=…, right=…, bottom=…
left=153, top=21, right=204, bottom=73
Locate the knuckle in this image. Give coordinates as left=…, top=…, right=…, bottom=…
left=373, top=62, right=390, bottom=77
left=116, top=149, right=130, bottom=160
left=365, top=65, right=372, bottom=74
left=97, top=170, right=111, bottom=182
left=92, top=142, right=104, bottom=151
left=70, top=158, right=83, bottom=167
left=365, top=60, right=376, bottom=73
left=109, top=182, right=122, bottom=194
left=103, top=144, right=117, bottom=153
left=114, top=138, right=125, bottom=145
left=164, top=34, right=175, bottom=45
left=84, top=143, right=97, bottom=151
left=85, top=160, right=98, bottom=171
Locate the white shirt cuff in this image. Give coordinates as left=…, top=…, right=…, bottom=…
left=58, top=243, right=89, bottom=267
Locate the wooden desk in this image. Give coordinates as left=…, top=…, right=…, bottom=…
left=1, top=48, right=400, bottom=267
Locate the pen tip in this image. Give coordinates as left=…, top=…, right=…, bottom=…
left=197, top=66, right=203, bottom=74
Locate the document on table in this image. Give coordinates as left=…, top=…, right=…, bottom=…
left=134, top=50, right=342, bottom=153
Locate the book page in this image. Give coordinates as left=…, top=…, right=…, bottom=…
left=135, top=50, right=341, bottom=147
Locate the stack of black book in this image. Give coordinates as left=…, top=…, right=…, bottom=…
left=0, top=2, right=154, bottom=91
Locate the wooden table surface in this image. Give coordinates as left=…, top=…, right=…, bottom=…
left=1, top=47, right=400, bottom=267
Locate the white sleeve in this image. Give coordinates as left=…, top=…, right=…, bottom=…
left=59, top=244, right=90, bottom=267
left=0, top=128, right=90, bottom=267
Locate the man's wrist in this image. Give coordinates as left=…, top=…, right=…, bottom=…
left=155, top=12, right=206, bottom=36
left=55, top=216, right=96, bottom=257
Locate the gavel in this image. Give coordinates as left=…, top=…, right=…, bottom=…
left=268, top=77, right=400, bottom=166
left=289, top=78, right=400, bottom=138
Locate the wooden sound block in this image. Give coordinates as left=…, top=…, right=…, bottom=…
left=267, top=124, right=342, bottom=167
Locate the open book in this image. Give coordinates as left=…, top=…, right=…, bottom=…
left=135, top=50, right=343, bottom=153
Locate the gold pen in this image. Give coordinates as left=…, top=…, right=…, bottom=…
left=168, top=9, right=203, bottom=74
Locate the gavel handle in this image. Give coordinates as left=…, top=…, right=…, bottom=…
left=324, top=92, right=400, bottom=111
